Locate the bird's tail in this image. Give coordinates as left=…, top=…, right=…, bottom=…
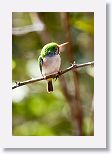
left=47, top=80, right=53, bottom=92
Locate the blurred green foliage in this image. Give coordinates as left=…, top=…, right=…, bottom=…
left=12, top=12, right=94, bottom=136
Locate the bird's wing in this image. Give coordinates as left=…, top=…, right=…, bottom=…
left=38, top=56, right=43, bottom=75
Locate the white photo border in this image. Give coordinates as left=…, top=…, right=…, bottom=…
left=0, top=0, right=106, bottom=148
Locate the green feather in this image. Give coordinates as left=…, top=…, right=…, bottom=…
left=38, top=56, right=43, bottom=75
left=40, top=42, right=58, bottom=58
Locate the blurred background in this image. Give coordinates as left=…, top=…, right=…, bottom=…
left=12, top=12, right=94, bottom=136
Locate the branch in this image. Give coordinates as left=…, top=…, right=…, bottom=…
left=12, top=61, right=94, bottom=90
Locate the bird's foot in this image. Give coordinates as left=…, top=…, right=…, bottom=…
left=42, top=75, right=47, bottom=80
left=55, top=71, right=62, bottom=81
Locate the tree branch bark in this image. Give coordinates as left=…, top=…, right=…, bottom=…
left=12, top=61, right=94, bottom=89
left=60, top=12, right=84, bottom=135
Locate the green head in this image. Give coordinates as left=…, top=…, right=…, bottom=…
left=40, top=42, right=69, bottom=58
left=40, top=42, right=59, bottom=57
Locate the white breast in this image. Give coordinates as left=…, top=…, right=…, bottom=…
left=42, top=54, right=61, bottom=76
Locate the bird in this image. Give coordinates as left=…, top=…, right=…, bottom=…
left=38, top=42, right=68, bottom=92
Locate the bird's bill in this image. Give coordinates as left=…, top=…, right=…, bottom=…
left=58, top=42, right=69, bottom=48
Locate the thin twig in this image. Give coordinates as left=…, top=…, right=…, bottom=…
left=12, top=61, right=94, bottom=89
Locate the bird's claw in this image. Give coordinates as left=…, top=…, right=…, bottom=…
left=55, top=71, right=62, bottom=81
left=44, top=76, right=47, bottom=80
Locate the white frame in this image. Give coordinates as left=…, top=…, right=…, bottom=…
left=0, top=0, right=106, bottom=148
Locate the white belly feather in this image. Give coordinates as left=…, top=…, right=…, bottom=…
left=42, top=54, right=61, bottom=76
